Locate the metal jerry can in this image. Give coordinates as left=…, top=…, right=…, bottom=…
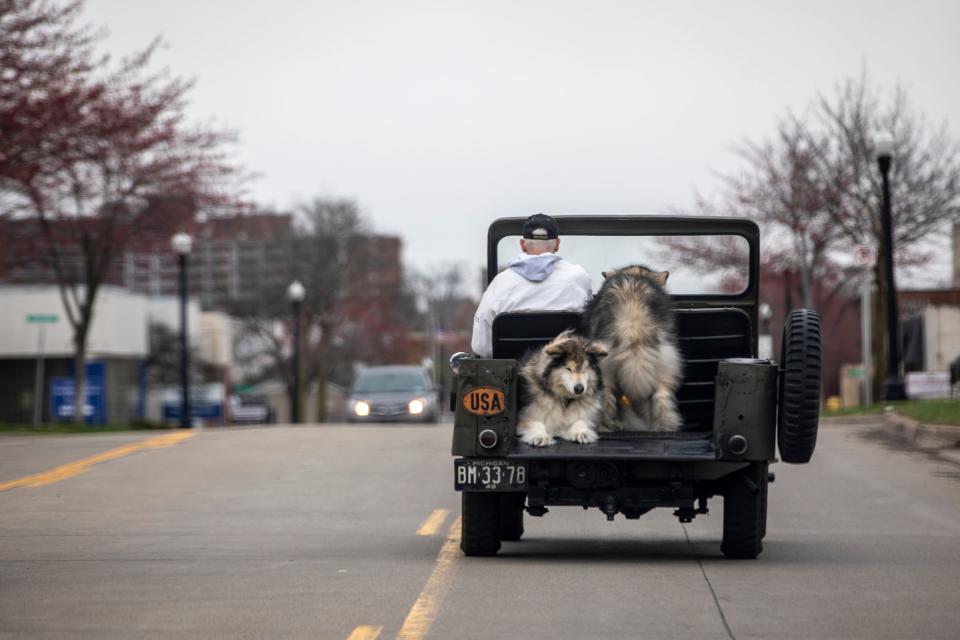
left=452, top=359, right=518, bottom=457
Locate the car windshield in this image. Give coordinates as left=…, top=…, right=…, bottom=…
left=353, top=371, right=428, bottom=394
left=496, top=234, right=749, bottom=295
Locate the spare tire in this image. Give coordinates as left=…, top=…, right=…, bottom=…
left=777, top=309, right=822, bottom=463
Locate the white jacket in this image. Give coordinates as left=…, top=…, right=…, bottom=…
left=471, top=252, right=592, bottom=358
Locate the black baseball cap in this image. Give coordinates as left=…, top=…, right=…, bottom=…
left=522, top=214, right=559, bottom=240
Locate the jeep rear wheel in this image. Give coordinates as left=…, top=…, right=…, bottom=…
left=460, top=492, right=501, bottom=556
left=760, top=469, right=769, bottom=540
left=721, top=462, right=767, bottom=559
left=498, top=493, right=526, bottom=541
left=778, top=309, right=822, bottom=463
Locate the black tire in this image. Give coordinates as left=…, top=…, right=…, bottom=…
left=460, top=492, right=501, bottom=556
left=721, top=462, right=767, bottom=559
left=498, top=493, right=526, bottom=541
left=778, top=309, right=822, bottom=464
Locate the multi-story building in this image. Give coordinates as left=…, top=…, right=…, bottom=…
left=2, top=212, right=400, bottom=312
left=119, top=213, right=296, bottom=311
left=0, top=212, right=425, bottom=424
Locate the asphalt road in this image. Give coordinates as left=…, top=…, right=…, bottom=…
left=2, top=421, right=960, bottom=639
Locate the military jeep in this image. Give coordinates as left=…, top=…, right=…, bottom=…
left=451, top=215, right=822, bottom=559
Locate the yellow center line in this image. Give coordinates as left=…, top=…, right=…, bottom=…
left=346, top=624, right=383, bottom=640
left=396, top=516, right=462, bottom=640
left=415, top=509, right=450, bottom=536
left=0, top=431, right=195, bottom=492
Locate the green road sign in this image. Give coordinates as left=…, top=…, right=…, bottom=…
left=26, top=314, right=59, bottom=324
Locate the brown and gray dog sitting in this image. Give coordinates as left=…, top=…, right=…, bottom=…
left=517, top=331, right=612, bottom=447
left=582, top=265, right=682, bottom=432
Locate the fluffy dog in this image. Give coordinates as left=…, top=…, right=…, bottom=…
left=583, top=265, right=682, bottom=431
left=517, top=331, right=610, bottom=447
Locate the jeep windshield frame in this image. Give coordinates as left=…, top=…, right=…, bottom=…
left=487, top=215, right=761, bottom=345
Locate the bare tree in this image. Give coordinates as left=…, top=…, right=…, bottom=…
left=145, top=322, right=205, bottom=385
left=682, top=71, right=960, bottom=396
left=233, top=198, right=370, bottom=422
left=806, top=73, right=960, bottom=394
left=407, top=262, right=476, bottom=396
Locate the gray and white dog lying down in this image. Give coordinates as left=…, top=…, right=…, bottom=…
left=582, top=265, right=682, bottom=432
left=517, top=331, right=613, bottom=447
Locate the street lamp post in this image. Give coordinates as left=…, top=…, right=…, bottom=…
left=287, top=280, right=305, bottom=424
left=875, top=132, right=907, bottom=401
left=171, top=232, right=193, bottom=428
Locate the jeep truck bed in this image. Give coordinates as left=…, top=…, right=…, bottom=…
left=508, top=431, right=717, bottom=460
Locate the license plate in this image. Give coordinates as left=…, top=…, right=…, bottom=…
left=455, top=459, right=528, bottom=491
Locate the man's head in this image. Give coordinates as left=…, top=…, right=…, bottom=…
left=520, top=213, right=560, bottom=255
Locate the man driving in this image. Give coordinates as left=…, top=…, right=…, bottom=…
left=471, top=214, right=592, bottom=358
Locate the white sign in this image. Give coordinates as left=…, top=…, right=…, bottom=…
left=906, top=371, right=951, bottom=399
left=854, top=245, right=876, bottom=267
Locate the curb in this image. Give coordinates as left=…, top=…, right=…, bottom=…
left=820, top=414, right=886, bottom=426
left=882, top=411, right=960, bottom=466
left=882, top=411, right=960, bottom=447
left=820, top=411, right=960, bottom=465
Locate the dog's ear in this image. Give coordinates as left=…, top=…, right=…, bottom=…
left=601, top=271, right=609, bottom=280
left=651, top=270, right=669, bottom=286
left=544, top=341, right=567, bottom=357
left=545, top=329, right=577, bottom=356
left=586, top=342, right=608, bottom=359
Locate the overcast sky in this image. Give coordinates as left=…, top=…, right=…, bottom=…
left=86, top=0, right=960, bottom=284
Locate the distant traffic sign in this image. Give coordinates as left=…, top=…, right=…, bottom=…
left=26, top=314, right=59, bottom=324
left=854, top=245, right=876, bottom=267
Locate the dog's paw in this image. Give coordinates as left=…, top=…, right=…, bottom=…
left=520, top=430, right=555, bottom=447
left=650, top=410, right=682, bottom=431
left=560, top=423, right=599, bottom=444
left=571, top=428, right=599, bottom=444
left=651, top=392, right=681, bottom=430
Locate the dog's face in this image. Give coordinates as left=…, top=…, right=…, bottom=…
left=542, top=333, right=608, bottom=399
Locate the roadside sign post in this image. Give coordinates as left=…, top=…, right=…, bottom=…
left=854, top=246, right=875, bottom=407
left=27, top=314, right=59, bottom=425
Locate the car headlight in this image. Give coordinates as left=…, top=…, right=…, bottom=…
left=354, top=401, right=370, bottom=417
left=408, top=399, right=425, bottom=415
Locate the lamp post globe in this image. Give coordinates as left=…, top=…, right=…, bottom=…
left=287, top=279, right=305, bottom=303
left=171, top=232, right=193, bottom=256
left=873, top=131, right=907, bottom=401
left=874, top=131, right=895, bottom=161
left=287, top=280, right=305, bottom=423
left=171, top=232, right=193, bottom=427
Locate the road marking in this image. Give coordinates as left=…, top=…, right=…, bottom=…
left=346, top=625, right=383, bottom=640
left=415, top=509, right=450, bottom=536
left=397, top=516, right=461, bottom=640
left=0, top=432, right=195, bottom=492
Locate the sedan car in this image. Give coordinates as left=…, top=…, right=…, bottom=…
left=347, top=365, right=438, bottom=423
